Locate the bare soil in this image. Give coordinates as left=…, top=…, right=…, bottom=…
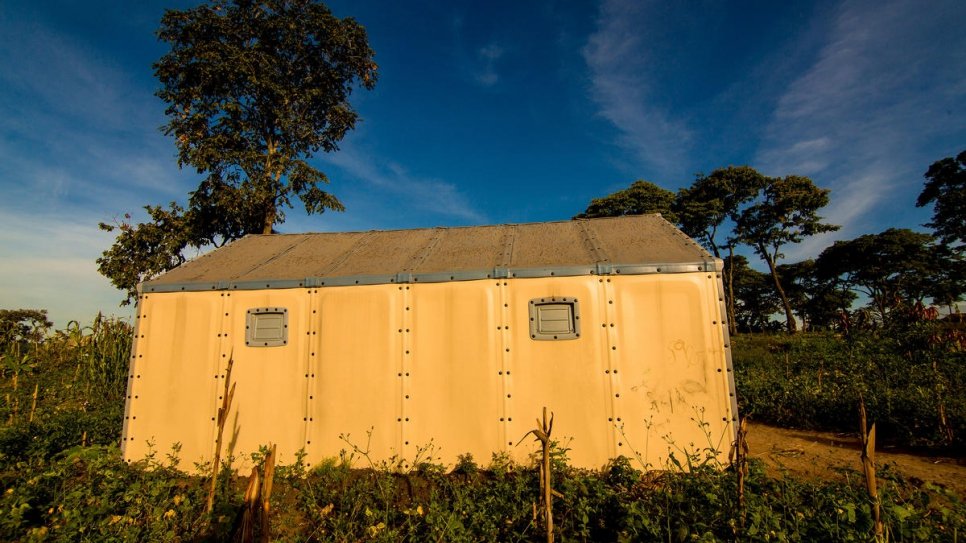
left=746, top=422, right=966, bottom=496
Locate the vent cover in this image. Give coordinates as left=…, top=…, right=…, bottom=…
left=245, top=307, right=288, bottom=347
left=529, top=297, right=580, bottom=340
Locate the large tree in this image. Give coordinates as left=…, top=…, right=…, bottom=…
left=916, top=150, right=965, bottom=248
left=734, top=176, right=838, bottom=332
left=574, top=180, right=678, bottom=223
left=99, top=0, right=377, bottom=304
left=674, top=166, right=769, bottom=334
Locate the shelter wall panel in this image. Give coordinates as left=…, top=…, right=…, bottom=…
left=221, top=290, right=311, bottom=469
left=504, top=277, right=612, bottom=469
left=123, top=292, right=222, bottom=466
left=308, top=286, right=402, bottom=465
left=405, top=281, right=502, bottom=465
left=608, top=274, right=732, bottom=468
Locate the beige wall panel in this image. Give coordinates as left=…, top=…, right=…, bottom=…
left=609, top=274, right=733, bottom=469
left=307, top=286, right=402, bottom=466
left=405, top=281, right=502, bottom=465
left=221, top=290, right=311, bottom=470
left=504, top=277, right=612, bottom=469
left=123, top=292, right=223, bottom=467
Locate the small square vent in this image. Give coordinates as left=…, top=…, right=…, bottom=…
left=529, top=297, right=580, bottom=340
left=245, top=307, right=288, bottom=347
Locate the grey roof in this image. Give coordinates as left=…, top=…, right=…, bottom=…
left=143, top=214, right=718, bottom=293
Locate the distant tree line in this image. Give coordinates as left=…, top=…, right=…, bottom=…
left=576, top=151, right=965, bottom=333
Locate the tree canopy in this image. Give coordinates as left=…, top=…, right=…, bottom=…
left=734, top=176, right=839, bottom=332
left=777, top=259, right=855, bottom=330
left=916, top=149, right=965, bottom=248
left=0, top=309, right=52, bottom=347
left=727, top=255, right=781, bottom=333
left=574, top=180, right=678, bottom=223
left=816, top=228, right=963, bottom=319
left=674, top=166, right=768, bottom=259
left=99, top=0, right=377, bottom=304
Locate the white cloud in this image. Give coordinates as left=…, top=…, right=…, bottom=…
left=320, top=143, right=487, bottom=226
left=756, top=0, right=966, bottom=254
left=474, top=43, right=505, bottom=87
left=582, top=0, right=691, bottom=177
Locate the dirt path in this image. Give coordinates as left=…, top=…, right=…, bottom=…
left=746, top=422, right=966, bottom=496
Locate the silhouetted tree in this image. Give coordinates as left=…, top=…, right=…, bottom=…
left=734, top=176, right=839, bottom=332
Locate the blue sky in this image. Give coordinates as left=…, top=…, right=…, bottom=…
left=1, top=0, right=963, bottom=326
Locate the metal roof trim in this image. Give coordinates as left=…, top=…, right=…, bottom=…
left=141, top=258, right=721, bottom=294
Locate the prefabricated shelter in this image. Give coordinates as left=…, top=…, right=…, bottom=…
left=121, top=214, right=738, bottom=471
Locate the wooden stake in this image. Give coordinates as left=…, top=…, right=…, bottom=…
left=237, top=466, right=261, bottom=543
left=260, top=444, right=277, bottom=543
left=859, top=400, right=884, bottom=541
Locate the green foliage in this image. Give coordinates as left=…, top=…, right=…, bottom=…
left=0, top=446, right=215, bottom=542
left=733, top=330, right=965, bottom=448
left=917, top=149, right=966, bottom=248
left=729, top=255, right=783, bottom=332
left=778, top=259, right=857, bottom=330
left=97, top=205, right=194, bottom=305
left=674, top=166, right=769, bottom=259
left=98, top=0, right=378, bottom=305
left=575, top=180, right=678, bottom=222
left=816, top=228, right=962, bottom=320
left=0, top=309, right=51, bottom=348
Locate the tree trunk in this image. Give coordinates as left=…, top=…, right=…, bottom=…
left=262, top=203, right=276, bottom=235
left=762, top=249, right=797, bottom=332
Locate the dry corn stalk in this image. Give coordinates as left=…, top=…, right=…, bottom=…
left=519, top=407, right=556, bottom=543
left=207, top=353, right=236, bottom=514
left=859, top=400, right=884, bottom=541
left=29, top=383, right=38, bottom=423
left=729, top=417, right=750, bottom=509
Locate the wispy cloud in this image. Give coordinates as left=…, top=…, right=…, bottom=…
left=0, top=208, right=133, bottom=326
left=474, top=43, right=505, bottom=87
left=0, top=19, right=150, bottom=131
left=0, top=15, right=189, bottom=213
left=320, top=143, right=487, bottom=226
left=756, top=0, right=966, bottom=257
left=582, top=0, right=691, bottom=179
